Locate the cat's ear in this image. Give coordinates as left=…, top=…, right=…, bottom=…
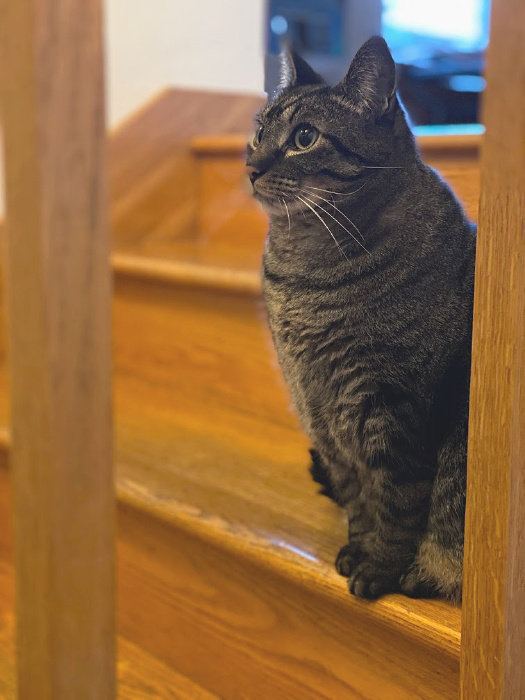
left=334, top=36, right=396, bottom=116
left=278, top=49, right=325, bottom=91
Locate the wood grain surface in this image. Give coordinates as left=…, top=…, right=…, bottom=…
left=0, top=270, right=461, bottom=696
left=0, top=482, right=217, bottom=700
left=0, top=0, right=115, bottom=697
left=0, top=446, right=459, bottom=699
left=108, top=272, right=463, bottom=697
left=110, top=90, right=263, bottom=254
left=460, top=0, right=525, bottom=697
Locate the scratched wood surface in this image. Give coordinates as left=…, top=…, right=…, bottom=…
left=460, top=0, right=525, bottom=697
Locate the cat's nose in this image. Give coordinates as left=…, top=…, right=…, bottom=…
left=247, top=166, right=264, bottom=184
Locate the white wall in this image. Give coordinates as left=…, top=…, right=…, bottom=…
left=1, top=0, right=266, bottom=216
left=106, top=0, right=266, bottom=126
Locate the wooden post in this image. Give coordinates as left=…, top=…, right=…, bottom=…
left=460, top=0, right=525, bottom=697
left=0, top=0, right=115, bottom=698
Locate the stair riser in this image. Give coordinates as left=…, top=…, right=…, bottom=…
left=194, top=154, right=268, bottom=249
left=117, top=501, right=459, bottom=699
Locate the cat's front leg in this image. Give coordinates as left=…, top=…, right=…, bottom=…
left=334, top=387, right=434, bottom=599
left=309, top=448, right=361, bottom=507
left=341, top=470, right=432, bottom=599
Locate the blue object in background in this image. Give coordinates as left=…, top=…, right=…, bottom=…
left=266, top=0, right=490, bottom=125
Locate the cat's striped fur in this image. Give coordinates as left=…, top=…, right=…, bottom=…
left=247, top=37, right=475, bottom=600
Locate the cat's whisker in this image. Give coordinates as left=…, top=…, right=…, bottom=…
left=304, top=183, right=367, bottom=197
left=279, top=192, right=292, bottom=234
left=301, top=190, right=366, bottom=244
left=295, top=195, right=349, bottom=261
left=301, top=191, right=369, bottom=252
left=301, top=193, right=370, bottom=255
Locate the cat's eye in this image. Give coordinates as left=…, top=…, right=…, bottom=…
left=253, top=126, right=264, bottom=147
left=293, top=125, right=319, bottom=150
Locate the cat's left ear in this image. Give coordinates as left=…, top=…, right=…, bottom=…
left=278, top=49, right=325, bottom=91
left=334, top=36, right=396, bottom=117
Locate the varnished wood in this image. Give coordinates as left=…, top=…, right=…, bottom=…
left=0, top=265, right=462, bottom=696
left=112, top=253, right=260, bottom=295
left=189, top=131, right=479, bottom=256
left=109, top=90, right=263, bottom=254
left=0, top=86, right=490, bottom=696
left=460, top=0, right=525, bottom=697
left=0, top=439, right=460, bottom=699
left=193, top=150, right=268, bottom=252
left=189, top=130, right=480, bottom=261
left=0, top=1, right=115, bottom=697
left=111, top=274, right=461, bottom=697
left=0, top=502, right=217, bottom=700
left=117, top=501, right=459, bottom=700
left=192, top=130, right=481, bottom=158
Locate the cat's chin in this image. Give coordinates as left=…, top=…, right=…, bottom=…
left=254, top=194, right=284, bottom=216
left=255, top=193, right=304, bottom=218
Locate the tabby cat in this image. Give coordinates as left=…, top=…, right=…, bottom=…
left=247, top=37, right=476, bottom=601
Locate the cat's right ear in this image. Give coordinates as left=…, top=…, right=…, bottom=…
left=334, top=36, right=396, bottom=116
left=278, top=49, right=325, bottom=91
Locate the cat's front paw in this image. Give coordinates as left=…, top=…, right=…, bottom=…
left=347, top=559, right=402, bottom=600
left=335, top=543, right=363, bottom=577
left=399, top=567, right=440, bottom=599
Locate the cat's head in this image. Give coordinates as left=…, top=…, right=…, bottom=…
left=247, top=37, right=413, bottom=217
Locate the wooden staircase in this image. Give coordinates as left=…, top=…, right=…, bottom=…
left=0, top=90, right=483, bottom=697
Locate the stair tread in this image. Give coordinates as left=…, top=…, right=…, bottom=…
left=114, top=380, right=461, bottom=655
left=0, top=559, right=218, bottom=699
left=110, top=270, right=460, bottom=657
left=0, top=265, right=461, bottom=662
left=0, top=96, right=477, bottom=679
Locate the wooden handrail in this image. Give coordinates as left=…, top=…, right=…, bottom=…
left=0, top=0, right=115, bottom=697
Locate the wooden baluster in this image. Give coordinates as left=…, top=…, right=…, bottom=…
left=460, top=0, right=525, bottom=696
left=0, top=0, right=115, bottom=697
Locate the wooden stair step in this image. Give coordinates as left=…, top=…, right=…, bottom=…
left=190, top=129, right=481, bottom=255
left=0, top=261, right=461, bottom=698
left=0, top=102, right=482, bottom=696
left=0, top=432, right=460, bottom=699
left=112, top=269, right=461, bottom=698
left=0, top=550, right=218, bottom=699
left=109, top=89, right=263, bottom=255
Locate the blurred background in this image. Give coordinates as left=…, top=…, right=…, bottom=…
left=0, top=0, right=489, bottom=217
left=266, top=0, right=489, bottom=125
left=107, top=0, right=489, bottom=127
